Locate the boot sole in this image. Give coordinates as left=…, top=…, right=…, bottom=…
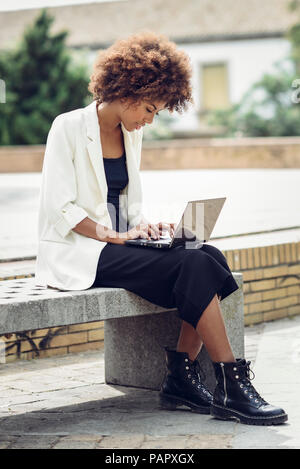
left=159, top=392, right=211, bottom=414
left=211, top=403, right=288, bottom=426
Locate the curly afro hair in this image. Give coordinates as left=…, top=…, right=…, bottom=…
left=88, top=31, right=194, bottom=114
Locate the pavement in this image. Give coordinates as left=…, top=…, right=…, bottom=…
left=0, top=315, right=299, bottom=449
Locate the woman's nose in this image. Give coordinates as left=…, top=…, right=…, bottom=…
left=146, top=115, right=154, bottom=124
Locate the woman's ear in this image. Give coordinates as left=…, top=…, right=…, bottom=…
left=120, top=97, right=134, bottom=111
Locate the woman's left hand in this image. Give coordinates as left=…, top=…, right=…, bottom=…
left=155, top=221, right=177, bottom=238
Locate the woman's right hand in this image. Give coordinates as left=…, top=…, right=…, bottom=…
left=116, top=223, right=160, bottom=245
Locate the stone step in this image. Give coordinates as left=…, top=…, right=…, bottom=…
left=0, top=259, right=35, bottom=281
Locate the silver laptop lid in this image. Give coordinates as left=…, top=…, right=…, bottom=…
left=170, top=197, right=226, bottom=247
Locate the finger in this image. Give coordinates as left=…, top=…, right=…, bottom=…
left=150, top=228, right=159, bottom=239
left=146, top=227, right=158, bottom=239
left=149, top=224, right=160, bottom=237
left=128, top=230, right=138, bottom=240
left=157, top=222, right=175, bottom=237
left=139, top=230, right=150, bottom=239
left=154, top=223, right=163, bottom=234
left=158, top=222, right=168, bottom=231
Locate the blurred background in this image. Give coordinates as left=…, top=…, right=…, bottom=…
left=2, top=0, right=300, bottom=141
left=0, top=0, right=300, bottom=257
left=0, top=0, right=299, bottom=361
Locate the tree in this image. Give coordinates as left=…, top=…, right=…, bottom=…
left=205, top=1, right=300, bottom=137
left=0, top=9, right=90, bottom=145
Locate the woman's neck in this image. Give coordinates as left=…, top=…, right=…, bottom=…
left=96, top=101, right=121, bottom=133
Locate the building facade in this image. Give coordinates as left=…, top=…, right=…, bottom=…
left=0, top=0, right=297, bottom=135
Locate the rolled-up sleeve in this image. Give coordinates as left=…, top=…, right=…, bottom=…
left=41, top=115, right=88, bottom=238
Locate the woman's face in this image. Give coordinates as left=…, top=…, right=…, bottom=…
left=120, top=98, right=166, bottom=132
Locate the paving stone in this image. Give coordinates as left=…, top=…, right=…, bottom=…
left=98, top=434, right=145, bottom=449
left=140, top=434, right=232, bottom=449
left=52, top=436, right=100, bottom=449
left=185, top=434, right=232, bottom=449
left=0, top=436, right=18, bottom=449
left=7, top=435, right=60, bottom=449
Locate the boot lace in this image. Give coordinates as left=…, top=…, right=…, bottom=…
left=239, top=360, right=267, bottom=405
left=190, top=360, right=212, bottom=397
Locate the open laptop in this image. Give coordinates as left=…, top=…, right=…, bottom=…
left=124, top=197, right=226, bottom=250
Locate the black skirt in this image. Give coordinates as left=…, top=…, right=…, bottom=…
left=89, top=242, right=239, bottom=329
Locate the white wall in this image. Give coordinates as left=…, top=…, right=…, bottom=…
left=172, top=37, right=292, bottom=131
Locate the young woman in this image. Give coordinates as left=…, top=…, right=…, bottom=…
left=35, top=32, right=287, bottom=426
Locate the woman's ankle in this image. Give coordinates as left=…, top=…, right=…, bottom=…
left=176, top=344, right=202, bottom=362
left=211, top=353, right=236, bottom=363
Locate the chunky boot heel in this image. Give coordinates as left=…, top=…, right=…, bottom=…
left=159, top=347, right=213, bottom=414
left=212, top=359, right=288, bottom=426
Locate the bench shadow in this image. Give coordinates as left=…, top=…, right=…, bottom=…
left=0, top=383, right=292, bottom=449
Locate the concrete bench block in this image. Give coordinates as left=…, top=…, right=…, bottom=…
left=105, top=272, right=244, bottom=392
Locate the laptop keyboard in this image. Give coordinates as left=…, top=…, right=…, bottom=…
left=148, top=234, right=171, bottom=243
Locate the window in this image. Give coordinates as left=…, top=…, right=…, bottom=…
left=201, top=63, right=230, bottom=111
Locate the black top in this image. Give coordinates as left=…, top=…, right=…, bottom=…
left=103, top=151, right=129, bottom=233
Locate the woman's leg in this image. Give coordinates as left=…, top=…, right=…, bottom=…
left=161, top=290, right=232, bottom=412
left=195, top=293, right=235, bottom=363
left=176, top=293, right=235, bottom=363
left=176, top=320, right=203, bottom=361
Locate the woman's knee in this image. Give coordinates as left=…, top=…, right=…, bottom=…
left=176, top=244, right=227, bottom=271
left=197, top=244, right=229, bottom=266
left=201, top=243, right=224, bottom=258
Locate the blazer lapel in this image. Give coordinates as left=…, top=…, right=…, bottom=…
left=121, top=121, right=143, bottom=225
left=84, top=100, right=107, bottom=200
left=121, top=122, right=142, bottom=196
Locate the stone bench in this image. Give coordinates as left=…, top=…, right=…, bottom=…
left=0, top=274, right=244, bottom=392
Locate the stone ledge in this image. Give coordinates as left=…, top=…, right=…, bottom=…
left=2, top=136, right=300, bottom=173
left=0, top=276, right=190, bottom=335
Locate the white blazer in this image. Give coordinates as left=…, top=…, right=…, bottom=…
left=35, top=100, right=144, bottom=291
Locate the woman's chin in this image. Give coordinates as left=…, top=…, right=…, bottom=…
left=123, top=122, right=143, bottom=132
left=123, top=123, right=135, bottom=132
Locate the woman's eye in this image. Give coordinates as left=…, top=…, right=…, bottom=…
left=147, top=109, right=159, bottom=116
left=147, top=108, right=160, bottom=116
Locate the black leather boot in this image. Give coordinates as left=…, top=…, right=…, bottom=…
left=159, top=347, right=213, bottom=414
left=211, top=359, right=288, bottom=425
